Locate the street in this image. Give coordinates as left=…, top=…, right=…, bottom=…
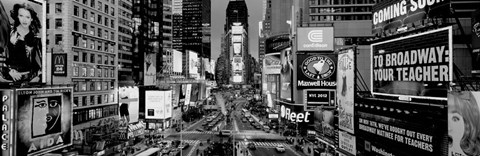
left=249, top=147, right=301, bottom=156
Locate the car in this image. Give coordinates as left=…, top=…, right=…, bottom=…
left=249, top=118, right=255, bottom=123
left=247, top=143, right=256, bottom=150
left=242, top=118, right=247, bottom=123
left=275, top=145, right=286, bottom=152
left=178, top=142, right=190, bottom=150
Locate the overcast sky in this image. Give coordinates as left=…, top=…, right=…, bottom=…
left=211, top=0, right=263, bottom=62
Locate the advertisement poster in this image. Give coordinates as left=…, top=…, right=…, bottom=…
left=185, top=84, right=192, bottom=106
left=190, top=84, right=199, bottom=105
left=119, top=86, right=139, bottom=123
left=371, top=26, right=452, bottom=99
left=144, top=53, right=157, bottom=86
left=472, top=9, right=480, bottom=73
left=339, top=130, right=356, bottom=155
left=1, top=90, right=14, bottom=156
left=188, top=51, right=199, bottom=76
left=145, top=91, right=164, bottom=119
left=15, top=87, right=73, bottom=156
left=280, top=47, right=293, bottom=101
left=372, top=0, right=450, bottom=35
left=52, top=54, right=67, bottom=76
left=164, top=90, right=172, bottom=119
left=178, top=84, right=185, bottom=108
left=172, top=85, right=180, bottom=108
left=0, top=0, right=46, bottom=84
left=448, top=91, right=480, bottom=156
left=172, top=50, right=183, bottom=73
left=297, top=27, right=334, bottom=51
left=337, top=48, right=355, bottom=134
left=264, top=53, right=281, bottom=74
left=297, top=53, right=337, bottom=89
left=356, top=110, right=445, bottom=156
left=313, top=107, right=337, bottom=145
left=304, top=89, right=336, bottom=110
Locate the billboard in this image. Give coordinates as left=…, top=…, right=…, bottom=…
left=184, top=84, right=192, bottom=106
left=145, top=91, right=164, bottom=119
left=371, top=26, right=452, bottom=100
left=313, top=107, right=337, bottom=145
left=15, top=87, right=73, bottom=156
left=232, top=57, right=243, bottom=71
left=339, top=130, right=356, bottom=155
left=172, top=85, right=180, bottom=108
left=52, top=54, right=67, bottom=76
left=472, top=9, right=480, bottom=73
left=232, top=23, right=243, bottom=34
left=233, top=43, right=241, bottom=54
left=280, top=47, right=293, bottom=101
left=188, top=51, right=199, bottom=76
left=297, top=27, right=334, bottom=51
left=297, top=53, right=337, bottom=89
left=232, top=35, right=242, bottom=43
left=164, top=90, right=172, bottom=119
left=178, top=84, right=186, bottom=108
left=264, top=53, right=281, bottom=74
left=372, top=0, right=450, bottom=35
left=190, top=83, right=199, bottom=104
left=119, top=86, right=139, bottom=123
left=0, top=0, right=46, bottom=84
left=172, top=50, right=182, bottom=73
left=448, top=91, right=480, bottom=156
left=303, top=89, right=336, bottom=110
left=144, top=53, right=157, bottom=86
left=337, top=48, right=355, bottom=134
left=1, top=90, right=14, bottom=156
left=233, top=74, right=243, bottom=83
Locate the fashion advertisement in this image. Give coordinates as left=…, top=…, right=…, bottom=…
left=472, top=9, right=480, bottom=73
left=119, top=86, right=139, bottom=124
left=280, top=47, right=293, bottom=101
left=0, top=0, right=45, bottom=83
left=337, top=48, right=355, bottom=134
left=371, top=26, right=452, bottom=99
left=144, top=53, right=157, bottom=86
left=15, top=87, right=73, bottom=156
left=448, top=91, right=480, bottom=156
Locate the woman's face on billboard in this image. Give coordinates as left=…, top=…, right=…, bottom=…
left=18, top=8, right=32, bottom=29
left=448, top=111, right=465, bottom=144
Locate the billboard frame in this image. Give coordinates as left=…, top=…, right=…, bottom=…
left=370, top=26, right=453, bottom=101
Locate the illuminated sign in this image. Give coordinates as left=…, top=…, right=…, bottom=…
left=1, top=90, right=13, bottom=156
left=52, top=54, right=67, bottom=76
left=297, top=54, right=337, bottom=89
left=280, top=105, right=312, bottom=123
left=297, top=27, right=334, bottom=51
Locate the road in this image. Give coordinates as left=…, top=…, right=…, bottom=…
left=249, top=147, right=302, bottom=156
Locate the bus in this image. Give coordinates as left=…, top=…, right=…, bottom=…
left=136, top=148, right=161, bottom=156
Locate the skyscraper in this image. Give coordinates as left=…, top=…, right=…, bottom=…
left=182, top=0, right=211, bottom=59
left=118, top=0, right=134, bottom=83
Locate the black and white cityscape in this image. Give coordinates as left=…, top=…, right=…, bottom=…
left=1, top=0, right=480, bottom=156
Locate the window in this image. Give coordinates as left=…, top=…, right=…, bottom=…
left=91, top=0, right=95, bottom=8
left=55, top=3, right=62, bottom=13
left=110, top=56, right=114, bottom=65
left=98, top=1, right=102, bottom=11
left=110, top=43, right=114, bottom=53
left=83, top=9, right=88, bottom=19
left=83, top=0, right=88, bottom=5
left=104, top=56, right=108, bottom=64
left=47, top=3, right=49, bottom=14
left=82, top=96, right=87, bottom=106
left=97, top=41, right=102, bottom=50
left=82, top=52, right=88, bottom=62
left=104, top=94, right=108, bottom=103
left=74, top=97, right=79, bottom=106
left=82, top=38, right=87, bottom=48
left=55, top=19, right=62, bottom=29
left=104, top=30, right=108, bottom=39
left=104, top=17, right=108, bottom=27
left=74, top=6, right=79, bottom=16
left=98, top=28, right=102, bottom=37
left=90, top=12, right=95, bottom=22
left=73, top=51, right=79, bottom=62
left=96, top=82, right=101, bottom=90
left=89, top=82, right=95, bottom=91
left=74, top=21, right=79, bottom=31
left=97, top=95, right=102, bottom=104
left=74, top=35, right=79, bottom=46
left=97, top=15, right=102, bottom=24
left=112, top=0, right=115, bottom=4
left=90, top=39, right=95, bottom=49
left=110, top=32, right=114, bottom=40
left=111, top=7, right=114, bottom=16
left=90, top=95, right=95, bottom=104
left=97, top=69, right=102, bottom=78
left=82, top=23, right=87, bottom=33
left=98, top=55, right=102, bottom=64
left=46, top=19, right=49, bottom=29
left=104, top=43, right=108, bottom=52
left=90, top=26, right=94, bottom=35
left=55, top=34, right=62, bottom=45
left=111, top=19, right=114, bottom=28
left=105, top=5, right=109, bottom=14
left=110, top=81, right=114, bottom=89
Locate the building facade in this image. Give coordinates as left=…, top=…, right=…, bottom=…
left=117, top=0, right=134, bottom=83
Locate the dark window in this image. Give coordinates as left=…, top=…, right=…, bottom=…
left=90, top=95, right=95, bottom=104
left=97, top=95, right=102, bottom=104
left=82, top=23, right=87, bottom=33
left=83, top=9, right=88, bottom=19
left=55, top=34, right=63, bottom=44
left=91, top=0, right=95, bottom=8
left=74, top=6, right=79, bottom=16
left=46, top=19, right=49, bottom=29
left=98, top=15, right=102, bottom=24
left=74, top=35, right=79, bottom=46
left=82, top=52, right=88, bottom=62
left=90, top=53, right=95, bottom=63
left=55, top=3, right=62, bottom=13
left=74, top=21, right=79, bottom=31
left=74, top=51, right=79, bottom=61
left=55, top=19, right=62, bottom=29
left=73, top=97, right=79, bottom=106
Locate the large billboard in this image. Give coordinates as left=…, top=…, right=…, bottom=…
left=448, top=91, right=480, bottom=156
left=312, top=107, right=337, bottom=146
left=297, top=53, right=337, bottom=89
left=144, top=53, right=157, bottom=85
left=372, top=0, right=450, bottom=35
left=145, top=91, right=164, bottom=119
left=280, top=48, right=293, bottom=101
left=0, top=0, right=47, bottom=84
left=119, top=86, right=139, bottom=123
left=185, top=84, right=192, bottom=106
left=371, top=26, right=452, bottom=100
left=164, top=90, right=172, bottom=119
left=188, top=51, right=199, bottom=77
left=15, top=87, right=73, bottom=156
left=303, top=89, right=336, bottom=110
left=297, top=27, right=334, bottom=51
left=337, top=48, right=355, bottom=134
left=472, top=9, right=480, bottom=74
left=264, top=53, right=281, bottom=74
left=172, top=50, right=183, bottom=73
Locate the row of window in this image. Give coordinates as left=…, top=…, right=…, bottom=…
left=76, top=0, right=116, bottom=16
left=73, top=66, right=115, bottom=78
left=74, top=5, right=115, bottom=29
left=73, top=50, right=115, bottom=65
left=73, top=105, right=118, bottom=125
left=45, top=18, right=63, bottom=30
left=310, top=15, right=372, bottom=21
left=73, top=80, right=115, bottom=93
left=73, top=36, right=115, bottom=53
left=74, top=21, right=115, bottom=41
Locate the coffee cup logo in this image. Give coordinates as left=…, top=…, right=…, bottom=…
left=301, top=55, right=335, bottom=80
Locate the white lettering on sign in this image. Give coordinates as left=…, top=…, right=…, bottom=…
left=283, top=108, right=311, bottom=123
left=373, top=0, right=445, bottom=26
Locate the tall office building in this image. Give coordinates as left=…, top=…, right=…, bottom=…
left=172, top=0, right=183, bottom=52
left=117, top=0, right=134, bottom=83
left=163, top=0, right=173, bottom=75
left=225, top=0, right=248, bottom=33
left=182, top=0, right=211, bottom=59
left=46, top=0, right=119, bottom=154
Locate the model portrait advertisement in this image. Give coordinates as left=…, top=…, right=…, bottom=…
left=448, top=91, right=480, bottom=156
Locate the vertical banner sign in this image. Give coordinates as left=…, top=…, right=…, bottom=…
left=280, top=48, right=293, bottom=101
left=15, top=88, right=73, bottom=156
left=472, top=9, right=480, bottom=74
left=297, top=53, right=337, bottom=89
left=52, top=54, right=67, bottom=76
left=144, top=53, right=157, bottom=86
left=371, top=26, right=452, bottom=99
left=448, top=91, right=480, bottom=156
left=339, top=131, right=356, bottom=155
left=337, top=48, right=355, bottom=134
left=164, top=90, right=172, bottom=119
left=1, top=90, right=14, bottom=156
left=185, top=84, right=192, bottom=106
left=145, top=91, right=164, bottom=119
left=0, top=0, right=46, bottom=84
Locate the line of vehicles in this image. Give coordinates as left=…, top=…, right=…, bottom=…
left=198, top=111, right=225, bottom=131
left=136, top=140, right=191, bottom=156
left=241, top=109, right=270, bottom=132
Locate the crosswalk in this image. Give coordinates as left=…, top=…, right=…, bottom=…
left=182, top=140, right=200, bottom=145
left=180, top=131, right=217, bottom=134
left=239, top=141, right=290, bottom=148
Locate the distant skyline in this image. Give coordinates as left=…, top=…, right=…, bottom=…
left=211, top=0, right=263, bottom=62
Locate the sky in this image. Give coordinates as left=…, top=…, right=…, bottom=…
left=211, top=0, right=263, bottom=62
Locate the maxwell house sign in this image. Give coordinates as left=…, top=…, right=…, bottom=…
left=297, top=54, right=338, bottom=89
